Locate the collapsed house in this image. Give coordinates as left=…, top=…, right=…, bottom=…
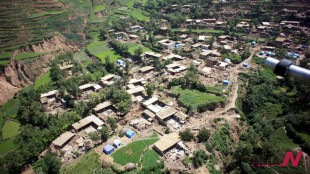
left=165, top=63, right=187, bottom=74
left=52, top=131, right=76, bottom=150
left=72, top=115, right=104, bottom=133
left=153, top=133, right=181, bottom=156
left=100, top=74, right=117, bottom=86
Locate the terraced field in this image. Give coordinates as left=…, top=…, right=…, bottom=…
left=0, top=0, right=91, bottom=65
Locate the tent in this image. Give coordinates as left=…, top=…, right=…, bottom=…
left=126, top=130, right=135, bottom=138
left=243, top=63, right=249, bottom=68
left=113, top=139, right=122, bottom=148
left=251, top=41, right=257, bottom=47
left=222, top=80, right=229, bottom=85
left=266, top=52, right=272, bottom=56
left=259, top=51, right=265, bottom=55
left=103, top=145, right=115, bottom=155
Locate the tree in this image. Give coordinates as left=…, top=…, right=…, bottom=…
left=99, top=127, right=109, bottom=142
left=33, top=149, right=61, bottom=174
left=197, top=128, right=210, bottom=142
left=209, top=35, right=215, bottom=49
left=192, top=150, right=207, bottom=167
left=179, top=128, right=194, bottom=141
left=134, top=47, right=143, bottom=61
left=146, top=83, right=156, bottom=97
left=107, top=117, right=117, bottom=131
left=241, top=47, right=250, bottom=60
left=89, top=132, right=100, bottom=142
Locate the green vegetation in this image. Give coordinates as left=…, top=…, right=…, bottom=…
left=60, top=150, right=100, bottom=174
left=141, top=150, right=160, bottom=168
left=14, top=52, right=44, bottom=60
left=0, top=52, right=12, bottom=59
left=171, top=86, right=225, bottom=111
left=94, top=5, right=105, bottom=12
left=87, top=34, right=121, bottom=62
left=0, top=99, right=20, bottom=118
left=269, top=128, right=298, bottom=151
left=34, top=71, right=52, bottom=89
left=2, top=121, right=20, bottom=139
left=131, top=9, right=150, bottom=21
left=128, top=43, right=151, bottom=55
left=112, top=134, right=159, bottom=165
left=0, top=0, right=88, bottom=52
left=192, top=150, right=208, bottom=167
left=179, top=128, right=194, bottom=141
left=0, top=139, right=18, bottom=154
left=33, top=149, right=61, bottom=174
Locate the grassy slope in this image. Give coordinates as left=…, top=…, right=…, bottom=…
left=34, top=71, right=52, bottom=89
left=112, top=134, right=159, bottom=165
left=60, top=150, right=101, bottom=174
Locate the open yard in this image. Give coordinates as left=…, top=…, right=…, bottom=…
left=60, top=150, right=101, bottom=174
left=111, top=134, right=159, bottom=165
left=2, top=120, right=20, bottom=139
left=171, top=86, right=225, bottom=111
left=34, top=70, right=52, bottom=89
left=87, top=33, right=121, bottom=63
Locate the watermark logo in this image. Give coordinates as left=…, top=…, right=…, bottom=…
left=251, top=151, right=303, bottom=167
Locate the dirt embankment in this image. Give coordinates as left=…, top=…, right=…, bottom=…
left=0, top=36, right=79, bottom=105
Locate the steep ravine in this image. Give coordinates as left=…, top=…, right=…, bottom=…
left=0, top=36, right=79, bottom=105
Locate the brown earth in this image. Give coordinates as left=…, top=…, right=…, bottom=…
left=0, top=36, right=79, bottom=105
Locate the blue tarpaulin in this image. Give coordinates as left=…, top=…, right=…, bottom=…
left=103, top=145, right=115, bottom=155
left=222, top=80, right=229, bottom=85
left=126, top=130, right=135, bottom=138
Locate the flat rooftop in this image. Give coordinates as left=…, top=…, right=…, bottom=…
left=52, top=131, right=75, bottom=147
left=154, top=133, right=180, bottom=153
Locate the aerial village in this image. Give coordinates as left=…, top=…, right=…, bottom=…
left=32, top=1, right=310, bottom=173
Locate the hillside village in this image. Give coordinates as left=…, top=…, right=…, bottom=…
left=0, top=0, right=310, bottom=174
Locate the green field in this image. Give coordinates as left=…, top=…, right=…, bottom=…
left=14, top=52, right=44, bottom=60
left=0, top=52, right=12, bottom=60
left=60, top=150, right=101, bottom=174
left=0, top=99, right=20, bottom=119
left=0, top=139, right=18, bottom=154
left=34, top=70, right=52, bottom=89
left=94, top=5, right=106, bottom=12
left=128, top=43, right=151, bottom=55
left=112, top=134, right=159, bottom=165
left=131, top=9, right=150, bottom=21
left=87, top=33, right=121, bottom=63
left=141, top=149, right=160, bottom=168
left=171, top=86, right=225, bottom=110
left=2, top=121, right=20, bottom=139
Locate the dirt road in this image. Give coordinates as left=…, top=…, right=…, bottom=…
left=203, top=47, right=258, bottom=121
